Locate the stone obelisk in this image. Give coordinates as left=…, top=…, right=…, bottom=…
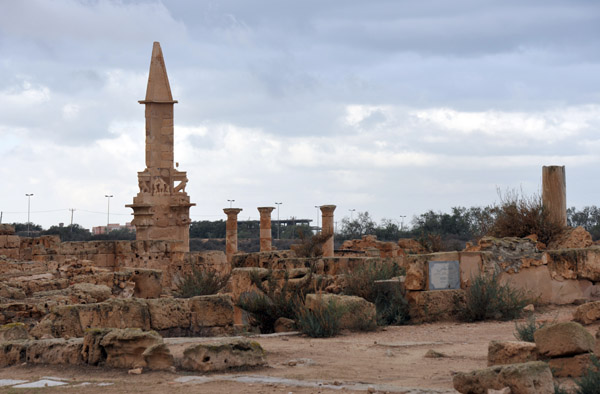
left=127, top=42, right=195, bottom=251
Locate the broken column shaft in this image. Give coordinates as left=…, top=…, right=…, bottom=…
left=320, top=205, right=336, bottom=257
left=224, top=208, right=242, bottom=263
left=257, top=207, right=275, bottom=252
left=542, top=165, right=567, bottom=227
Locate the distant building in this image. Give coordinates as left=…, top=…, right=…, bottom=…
left=92, top=222, right=134, bottom=235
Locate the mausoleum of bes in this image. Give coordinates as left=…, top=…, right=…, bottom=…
left=1, top=43, right=600, bottom=391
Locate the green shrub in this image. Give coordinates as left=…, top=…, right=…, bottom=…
left=488, top=189, right=563, bottom=245
left=295, top=299, right=344, bottom=338
left=575, top=356, right=600, bottom=394
left=237, top=269, right=308, bottom=333
left=375, top=286, right=409, bottom=326
left=514, top=314, right=546, bottom=342
left=176, top=266, right=229, bottom=298
left=456, top=272, right=531, bottom=322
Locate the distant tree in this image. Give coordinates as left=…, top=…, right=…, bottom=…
left=337, top=211, right=376, bottom=240
left=91, top=227, right=136, bottom=241
left=42, top=224, right=92, bottom=241
left=189, top=220, right=226, bottom=238
left=11, top=222, right=43, bottom=232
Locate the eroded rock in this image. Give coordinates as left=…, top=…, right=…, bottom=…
left=180, top=338, right=265, bottom=372
left=487, top=341, right=538, bottom=366
left=533, top=321, right=595, bottom=357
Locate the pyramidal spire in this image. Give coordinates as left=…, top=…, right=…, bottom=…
left=142, top=42, right=177, bottom=103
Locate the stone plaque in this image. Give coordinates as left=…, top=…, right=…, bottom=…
left=428, top=260, right=460, bottom=290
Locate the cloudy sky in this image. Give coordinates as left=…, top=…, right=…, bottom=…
left=1, top=0, right=599, bottom=230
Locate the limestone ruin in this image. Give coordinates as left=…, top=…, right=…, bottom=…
left=126, top=42, right=195, bottom=252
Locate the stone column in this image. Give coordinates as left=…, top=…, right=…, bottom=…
left=223, top=208, right=242, bottom=263
left=320, top=205, right=336, bottom=257
left=542, top=166, right=567, bottom=227
left=257, top=207, right=275, bottom=252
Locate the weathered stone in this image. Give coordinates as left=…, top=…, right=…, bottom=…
left=548, top=353, right=594, bottom=378
left=143, top=343, right=174, bottom=370
left=496, top=361, right=553, bottom=394
left=180, top=339, right=265, bottom=372
left=488, top=341, right=538, bottom=366
left=405, top=259, right=426, bottom=290
left=81, top=328, right=111, bottom=365
left=78, top=298, right=151, bottom=332
left=342, top=235, right=400, bottom=258
left=320, top=205, right=336, bottom=258
left=453, top=361, right=553, bottom=394
left=229, top=268, right=269, bottom=303
left=69, top=283, right=112, bottom=303
left=547, top=226, right=593, bottom=250
left=406, top=289, right=465, bottom=323
left=453, top=365, right=505, bottom=394
left=189, top=294, right=235, bottom=332
left=0, top=341, right=27, bottom=367
left=0, top=224, right=15, bottom=235
left=576, top=248, right=600, bottom=282
left=100, top=328, right=162, bottom=369
left=0, top=283, right=26, bottom=300
left=26, top=338, right=83, bottom=365
left=128, top=269, right=162, bottom=298
left=305, top=293, right=376, bottom=331
left=146, top=297, right=191, bottom=332
left=274, top=317, right=296, bottom=333
left=0, top=322, right=29, bottom=341
left=534, top=321, right=595, bottom=357
left=398, top=238, right=427, bottom=254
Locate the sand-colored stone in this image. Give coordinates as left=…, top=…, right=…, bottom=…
left=224, top=208, right=242, bottom=263
left=305, top=293, right=376, bottom=331
left=257, top=207, right=275, bottom=252
left=548, top=226, right=593, bottom=250
left=487, top=341, right=538, bottom=366
left=406, top=289, right=464, bottom=323
left=320, top=205, right=336, bottom=257
left=542, top=165, right=567, bottom=227
left=341, top=235, right=400, bottom=258
left=100, top=328, right=162, bottom=369
left=573, top=300, right=600, bottom=324
left=453, top=361, right=553, bottom=394
left=127, top=42, right=195, bottom=250
left=180, top=338, right=265, bottom=372
left=548, top=353, right=594, bottom=378
left=533, top=321, right=595, bottom=357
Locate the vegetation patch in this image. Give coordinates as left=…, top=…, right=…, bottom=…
left=514, top=314, right=546, bottom=342
left=295, top=298, right=344, bottom=338
left=176, top=265, right=229, bottom=298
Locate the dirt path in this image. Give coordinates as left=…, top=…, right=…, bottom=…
left=0, top=305, right=592, bottom=393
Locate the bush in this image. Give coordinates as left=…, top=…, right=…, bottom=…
left=237, top=269, right=309, bottom=333
left=175, top=266, right=229, bottom=298
left=295, top=298, right=344, bottom=338
left=291, top=231, right=332, bottom=258
left=342, top=260, right=408, bottom=325
left=456, top=272, right=531, bottom=322
left=514, top=314, right=546, bottom=342
left=488, top=189, right=563, bottom=245
left=575, top=356, right=600, bottom=394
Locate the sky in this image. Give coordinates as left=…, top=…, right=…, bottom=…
left=0, top=0, right=599, bottom=230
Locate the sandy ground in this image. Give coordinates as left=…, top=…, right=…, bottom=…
left=0, top=304, right=594, bottom=393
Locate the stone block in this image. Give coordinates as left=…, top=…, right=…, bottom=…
left=229, top=268, right=269, bottom=303
left=143, top=343, right=174, bottom=370
left=147, top=298, right=191, bottom=331
left=0, top=341, right=27, bottom=367
left=180, top=339, right=265, bottom=372
left=406, top=289, right=465, bottom=323
left=578, top=248, right=600, bottom=282
left=0, top=248, right=19, bottom=259
left=0, top=224, right=15, bottom=235
left=26, top=338, right=83, bottom=365
left=573, top=301, right=600, bottom=324
left=0, top=322, right=29, bottom=341
left=100, top=328, right=163, bottom=369
left=548, top=353, right=594, bottom=378
left=487, top=341, right=538, bottom=366
left=453, top=361, right=553, bottom=394
left=459, top=252, right=481, bottom=289
left=189, top=294, right=235, bottom=330
left=405, top=259, right=426, bottom=290
left=534, top=321, right=595, bottom=357
left=127, top=268, right=162, bottom=298
left=305, top=293, right=376, bottom=331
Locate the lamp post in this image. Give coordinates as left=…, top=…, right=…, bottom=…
left=399, top=215, right=407, bottom=231
left=275, top=202, right=282, bottom=239
left=25, top=194, right=33, bottom=236
left=349, top=208, right=356, bottom=221
left=227, top=199, right=235, bottom=208
left=105, top=195, right=113, bottom=233
left=314, top=205, right=320, bottom=233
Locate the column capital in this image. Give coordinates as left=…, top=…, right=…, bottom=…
left=223, top=208, right=243, bottom=216
left=257, top=206, right=275, bottom=214
left=319, top=205, right=336, bottom=215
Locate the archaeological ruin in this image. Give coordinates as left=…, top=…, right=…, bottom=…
left=1, top=42, right=600, bottom=393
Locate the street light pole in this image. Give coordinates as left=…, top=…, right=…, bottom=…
left=314, top=205, right=320, bottom=233
left=274, top=202, right=282, bottom=239
left=105, top=195, right=113, bottom=233
left=227, top=199, right=235, bottom=208
left=399, top=215, right=407, bottom=231
left=25, top=194, right=33, bottom=236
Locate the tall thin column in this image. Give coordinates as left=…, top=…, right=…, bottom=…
left=224, top=208, right=242, bottom=263
left=320, top=205, right=336, bottom=257
left=257, top=207, right=275, bottom=252
left=542, top=166, right=567, bottom=227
